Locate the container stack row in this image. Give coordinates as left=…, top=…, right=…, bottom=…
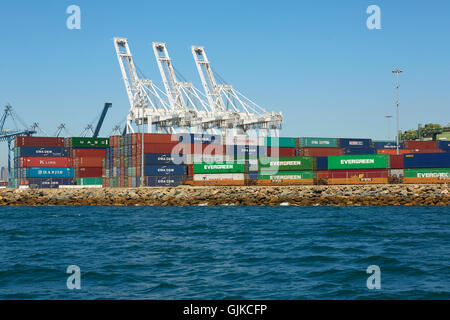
left=9, top=134, right=450, bottom=188
left=67, top=137, right=108, bottom=186
left=13, top=136, right=74, bottom=188
left=104, top=133, right=188, bottom=187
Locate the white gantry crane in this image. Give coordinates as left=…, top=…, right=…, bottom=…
left=114, top=37, right=283, bottom=136
left=191, top=46, right=283, bottom=136
left=152, top=42, right=211, bottom=133
left=114, top=37, right=185, bottom=134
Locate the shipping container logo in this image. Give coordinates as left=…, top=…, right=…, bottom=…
left=417, top=172, right=449, bottom=178
left=270, top=175, right=300, bottom=180
left=340, top=159, right=375, bottom=164
left=349, top=141, right=364, bottom=146
left=204, top=164, right=233, bottom=170
left=269, top=161, right=301, bottom=166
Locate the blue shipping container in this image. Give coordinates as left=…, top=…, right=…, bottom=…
left=339, top=138, right=372, bottom=149
left=23, top=167, right=74, bottom=178
left=373, top=141, right=404, bottom=149
left=437, top=140, right=450, bottom=151
left=249, top=172, right=258, bottom=180
left=403, top=153, right=450, bottom=169
left=17, top=146, right=68, bottom=157
left=226, top=145, right=267, bottom=157
left=144, top=153, right=186, bottom=165
left=177, top=133, right=222, bottom=145
left=146, top=175, right=185, bottom=186
left=343, top=148, right=377, bottom=155
left=316, top=156, right=328, bottom=171
left=28, top=178, right=74, bottom=189
left=144, top=165, right=186, bottom=176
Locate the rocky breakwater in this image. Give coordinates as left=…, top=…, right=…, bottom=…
left=0, top=184, right=448, bottom=206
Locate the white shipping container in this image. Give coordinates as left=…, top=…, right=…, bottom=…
left=225, top=135, right=265, bottom=146
left=185, top=154, right=234, bottom=164
left=248, top=158, right=258, bottom=171
left=193, top=173, right=246, bottom=181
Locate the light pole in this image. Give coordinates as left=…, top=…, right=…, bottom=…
left=140, top=108, right=145, bottom=187
left=385, top=115, right=393, bottom=140
left=392, top=69, right=403, bottom=155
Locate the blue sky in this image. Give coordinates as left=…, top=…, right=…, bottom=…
left=1, top=0, right=449, bottom=166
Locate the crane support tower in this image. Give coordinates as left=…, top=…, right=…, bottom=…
left=114, top=37, right=283, bottom=136
left=0, top=105, right=36, bottom=187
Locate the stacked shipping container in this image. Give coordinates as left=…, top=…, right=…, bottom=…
left=13, top=136, right=74, bottom=188
left=257, top=156, right=316, bottom=185
left=9, top=134, right=450, bottom=188
left=403, top=153, right=450, bottom=184
left=326, top=154, right=389, bottom=184
left=67, top=137, right=108, bottom=186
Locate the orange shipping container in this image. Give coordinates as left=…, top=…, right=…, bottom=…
left=257, top=179, right=314, bottom=186
left=134, top=133, right=178, bottom=145
left=190, top=180, right=246, bottom=186
left=403, top=177, right=449, bottom=184
left=328, top=177, right=388, bottom=185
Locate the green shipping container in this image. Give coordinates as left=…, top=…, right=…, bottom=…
left=404, top=168, right=450, bottom=178
left=70, top=137, right=109, bottom=148
left=258, top=156, right=315, bottom=171
left=193, top=162, right=246, bottom=174
left=77, top=177, right=103, bottom=185
left=328, top=154, right=389, bottom=170
left=264, top=137, right=297, bottom=148
left=258, top=170, right=315, bottom=180
left=298, top=137, right=338, bottom=148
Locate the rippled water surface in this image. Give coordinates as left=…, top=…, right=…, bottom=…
left=0, top=205, right=449, bottom=299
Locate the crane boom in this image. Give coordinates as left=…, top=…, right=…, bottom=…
left=191, top=46, right=225, bottom=111
left=93, top=103, right=112, bottom=138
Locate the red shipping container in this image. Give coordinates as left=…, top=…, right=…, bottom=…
left=187, top=164, right=194, bottom=176
left=19, top=157, right=71, bottom=167
left=268, top=147, right=296, bottom=157
left=134, top=133, right=178, bottom=145
left=75, top=167, right=103, bottom=178
left=377, top=149, right=413, bottom=155
left=403, top=140, right=437, bottom=149
left=72, top=149, right=106, bottom=157
left=328, top=169, right=388, bottom=179
left=15, top=136, right=65, bottom=147
left=298, top=147, right=343, bottom=157
left=390, top=155, right=403, bottom=169
left=407, top=149, right=443, bottom=154
left=72, top=157, right=103, bottom=168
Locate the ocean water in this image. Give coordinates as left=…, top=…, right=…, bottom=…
left=0, top=205, right=448, bottom=300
